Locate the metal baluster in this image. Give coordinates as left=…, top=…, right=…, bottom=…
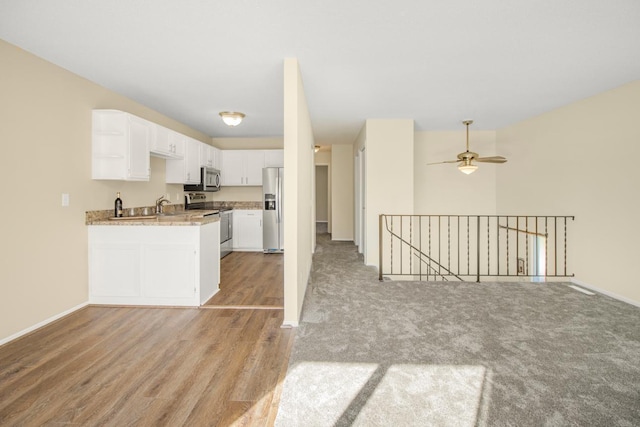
left=497, top=216, right=500, bottom=276
left=476, top=216, right=480, bottom=282
left=457, top=217, right=460, bottom=277
left=428, top=216, right=431, bottom=281
left=448, top=216, right=451, bottom=274
left=554, top=217, right=558, bottom=276
left=525, top=217, right=529, bottom=276
left=506, top=216, right=510, bottom=276
left=487, top=216, right=490, bottom=276
left=564, top=217, right=568, bottom=276
left=467, top=216, right=470, bottom=276
left=545, top=217, right=548, bottom=277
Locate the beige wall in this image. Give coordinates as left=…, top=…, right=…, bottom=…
left=364, top=119, right=414, bottom=266
left=414, top=130, right=498, bottom=215
left=496, top=80, right=640, bottom=305
left=283, top=58, right=314, bottom=325
left=0, top=40, right=211, bottom=342
left=331, top=145, right=354, bottom=240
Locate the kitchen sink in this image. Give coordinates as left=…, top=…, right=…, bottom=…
left=109, top=214, right=157, bottom=220
left=157, top=213, right=191, bottom=221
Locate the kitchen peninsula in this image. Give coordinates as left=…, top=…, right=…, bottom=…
left=86, top=208, right=220, bottom=307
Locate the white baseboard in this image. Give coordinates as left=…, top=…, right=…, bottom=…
left=571, top=278, right=640, bottom=308
left=281, top=321, right=299, bottom=328
left=0, top=301, right=89, bottom=347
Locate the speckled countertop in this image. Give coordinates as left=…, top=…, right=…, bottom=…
left=86, top=205, right=219, bottom=226
left=86, top=201, right=261, bottom=226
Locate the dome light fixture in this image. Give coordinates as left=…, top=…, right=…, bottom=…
left=314, top=145, right=320, bottom=153
left=219, top=111, right=245, bottom=127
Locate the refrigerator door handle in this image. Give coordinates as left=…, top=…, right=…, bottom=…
left=276, top=176, right=281, bottom=223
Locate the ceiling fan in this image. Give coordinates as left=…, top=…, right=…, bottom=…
left=428, top=120, right=507, bottom=174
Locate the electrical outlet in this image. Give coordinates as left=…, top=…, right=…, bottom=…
left=517, top=258, right=525, bottom=274
left=61, top=193, right=70, bottom=207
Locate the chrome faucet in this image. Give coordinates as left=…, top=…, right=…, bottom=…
left=155, top=195, right=171, bottom=214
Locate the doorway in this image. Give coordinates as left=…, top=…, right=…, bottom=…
left=316, top=165, right=330, bottom=234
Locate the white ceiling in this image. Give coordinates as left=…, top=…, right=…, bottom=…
left=1, top=1, right=639, bottom=144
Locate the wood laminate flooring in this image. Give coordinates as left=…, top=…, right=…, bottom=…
left=204, top=252, right=284, bottom=309
left=0, top=306, right=293, bottom=426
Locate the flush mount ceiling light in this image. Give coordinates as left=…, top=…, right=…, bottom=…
left=427, top=120, right=507, bottom=175
left=219, top=111, right=245, bottom=127
left=314, top=145, right=320, bottom=153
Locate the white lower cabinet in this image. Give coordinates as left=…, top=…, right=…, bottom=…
left=89, top=222, right=220, bottom=306
left=233, top=210, right=263, bottom=251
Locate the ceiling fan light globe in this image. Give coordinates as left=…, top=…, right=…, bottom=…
left=458, top=164, right=478, bottom=174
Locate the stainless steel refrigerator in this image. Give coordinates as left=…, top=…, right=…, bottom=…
left=262, top=167, right=284, bottom=253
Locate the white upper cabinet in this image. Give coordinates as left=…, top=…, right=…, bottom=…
left=92, top=110, right=151, bottom=181
left=200, top=143, right=219, bottom=168
left=220, top=150, right=245, bottom=185
left=221, top=150, right=265, bottom=186
left=212, top=146, right=222, bottom=170
left=200, top=144, right=212, bottom=168
left=264, top=150, right=284, bottom=168
left=150, top=125, right=184, bottom=159
left=245, top=151, right=265, bottom=185
left=166, top=137, right=201, bottom=184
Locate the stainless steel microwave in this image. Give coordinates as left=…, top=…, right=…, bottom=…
left=184, top=167, right=221, bottom=192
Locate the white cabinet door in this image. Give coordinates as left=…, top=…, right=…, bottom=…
left=264, top=150, right=284, bottom=168
left=150, top=125, right=184, bottom=159
left=221, top=150, right=245, bottom=185
left=127, top=115, right=152, bottom=180
left=212, top=147, right=221, bottom=170
left=233, top=210, right=263, bottom=251
left=166, top=138, right=202, bottom=184
left=89, top=243, right=141, bottom=297
left=185, top=138, right=201, bottom=184
left=221, top=150, right=265, bottom=186
left=245, top=151, right=265, bottom=185
left=92, top=110, right=150, bottom=181
left=169, top=130, right=185, bottom=158
left=143, top=244, right=196, bottom=298
left=200, top=144, right=214, bottom=168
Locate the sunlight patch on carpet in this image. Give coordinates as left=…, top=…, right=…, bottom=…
left=275, top=361, right=378, bottom=426
left=353, top=364, right=487, bottom=427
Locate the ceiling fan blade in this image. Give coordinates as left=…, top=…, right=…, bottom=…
left=475, top=156, right=507, bottom=163
left=427, top=159, right=461, bottom=165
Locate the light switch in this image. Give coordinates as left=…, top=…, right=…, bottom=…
left=62, top=193, right=70, bottom=207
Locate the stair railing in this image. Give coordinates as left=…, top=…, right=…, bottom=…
left=379, top=214, right=574, bottom=282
